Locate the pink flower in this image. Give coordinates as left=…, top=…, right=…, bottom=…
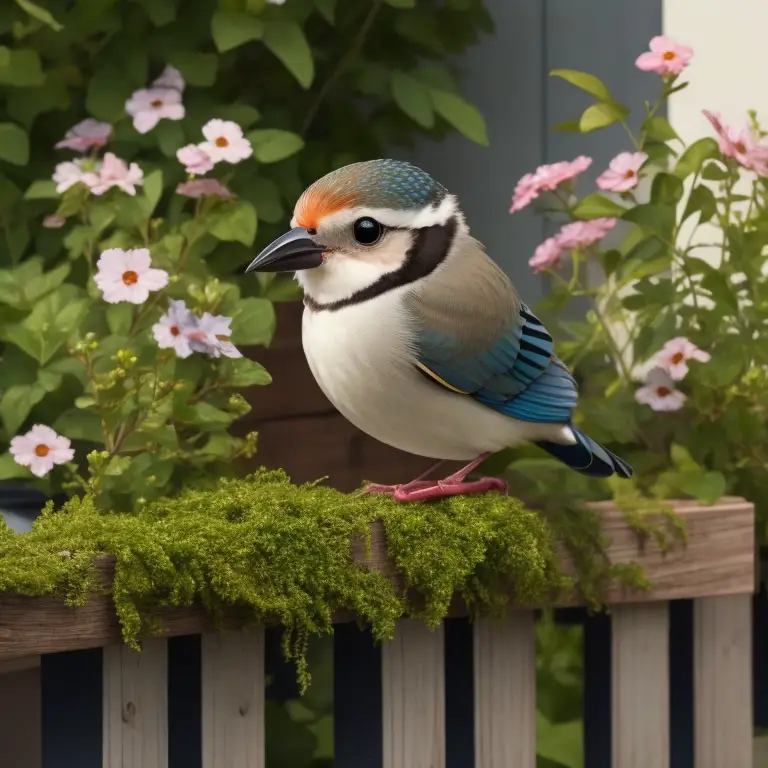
left=125, top=87, right=185, bottom=134
left=55, top=118, right=112, bottom=153
left=177, top=144, right=215, bottom=175
left=42, top=214, right=66, bottom=229
left=94, top=248, right=169, bottom=304
left=635, top=36, right=693, bottom=76
left=596, top=152, right=648, bottom=192
left=152, top=300, right=197, bottom=358
left=52, top=160, right=99, bottom=193
left=510, top=156, right=593, bottom=213
left=10, top=425, right=74, bottom=478
left=186, top=313, right=242, bottom=359
left=635, top=368, right=687, bottom=412
left=702, top=111, right=768, bottom=174
left=529, top=236, right=565, bottom=273
left=90, top=152, right=144, bottom=196
left=653, top=337, right=710, bottom=381
left=152, top=65, right=185, bottom=93
left=556, top=218, right=617, bottom=250
left=176, top=178, right=232, bottom=199
left=199, top=119, right=253, bottom=164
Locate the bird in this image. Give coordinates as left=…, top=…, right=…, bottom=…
left=245, top=159, right=632, bottom=502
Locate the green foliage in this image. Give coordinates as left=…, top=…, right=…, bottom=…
left=0, top=0, right=492, bottom=508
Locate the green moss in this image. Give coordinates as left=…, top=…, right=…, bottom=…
left=0, top=469, right=643, bottom=690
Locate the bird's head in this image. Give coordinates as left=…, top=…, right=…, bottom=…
left=245, top=159, right=465, bottom=307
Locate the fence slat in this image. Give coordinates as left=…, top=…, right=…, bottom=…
left=474, top=612, right=536, bottom=768
left=612, top=602, right=670, bottom=768
left=202, top=630, right=264, bottom=768
left=103, top=638, right=168, bottom=768
left=694, top=594, right=752, bottom=768
left=382, top=619, right=445, bottom=768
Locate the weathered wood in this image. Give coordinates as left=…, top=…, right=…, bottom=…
left=382, top=619, right=445, bottom=768
left=0, top=498, right=754, bottom=661
left=694, top=594, right=753, bottom=768
left=202, top=630, right=264, bottom=768
left=103, top=638, right=168, bottom=768
left=611, top=601, right=670, bottom=768
left=474, top=613, right=536, bottom=768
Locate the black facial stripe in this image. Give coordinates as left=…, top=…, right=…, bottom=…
left=304, top=216, right=458, bottom=312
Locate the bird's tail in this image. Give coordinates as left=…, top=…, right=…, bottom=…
left=534, top=427, right=633, bottom=479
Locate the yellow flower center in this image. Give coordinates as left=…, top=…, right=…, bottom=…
left=671, top=352, right=684, bottom=364
left=735, top=141, right=746, bottom=153
left=215, top=136, right=229, bottom=148
left=170, top=325, right=180, bottom=337
left=624, top=169, right=636, bottom=179
left=35, top=444, right=50, bottom=457
left=151, top=99, right=164, bottom=108
left=662, top=51, right=676, bottom=61
left=122, top=270, right=139, bottom=285
left=656, top=386, right=672, bottom=397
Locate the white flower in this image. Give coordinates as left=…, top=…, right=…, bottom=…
left=152, top=65, right=185, bottom=93
left=176, top=144, right=214, bottom=175
left=90, top=152, right=144, bottom=196
left=52, top=159, right=99, bottom=193
left=635, top=368, right=687, bottom=412
left=55, top=118, right=112, bottom=152
left=267, top=0, right=287, bottom=4
left=187, top=313, right=242, bottom=358
left=10, top=425, right=74, bottom=478
left=125, top=87, right=185, bottom=134
left=94, top=248, right=169, bottom=304
left=199, top=119, right=253, bottom=164
left=152, top=300, right=197, bottom=358
left=653, top=337, right=711, bottom=381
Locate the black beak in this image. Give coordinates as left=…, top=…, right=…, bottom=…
left=245, top=227, right=325, bottom=273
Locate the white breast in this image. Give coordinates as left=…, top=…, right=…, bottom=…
left=301, top=291, right=571, bottom=461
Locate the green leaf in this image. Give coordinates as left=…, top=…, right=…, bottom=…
left=315, top=0, right=337, bottom=23
left=0, top=453, right=29, bottom=480
left=223, top=357, right=272, bottom=387
left=14, top=0, right=63, bottom=31
left=0, top=49, right=45, bottom=87
left=553, top=120, right=582, bottom=132
left=140, top=170, right=163, bottom=217
left=0, top=123, right=29, bottom=166
left=572, top=194, right=626, bottom=220
left=53, top=409, right=103, bottom=443
left=211, top=11, right=264, bottom=52
left=24, top=179, right=57, bottom=199
left=650, top=172, right=684, bottom=206
left=384, top=0, right=416, bottom=6
left=167, top=52, right=218, bottom=87
left=137, top=0, right=175, bottom=25
left=247, top=129, right=305, bottom=163
left=262, top=20, right=314, bottom=89
left=701, top=162, right=729, bottom=181
left=186, top=402, right=236, bottom=430
left=0, top=383, right=45, bottom=434
left=430, top=90, right=488, bottom=145
left=0, top=257, right=70, bottom=309
left=391, top=71, right=434, bottom=128
left=682, top=185, right=717, bottom=224
left=75, top=395, right=96, bottom=409
left=674, top=137, right=719, bottom=179
left=550, top=68, right=612, bottom=101
left=106, top=304, right=134, bottom=335
left=244, top=177, right=284, bottom=223
left=230, top=297, right=276, bottom=346
left=622, top=204, right=675, bottom=239
left=217, top=104, right=262, bottom=129
left=200, top=432, right=241, bottom=459
left=644, top=115, right=679, bottom=142
left=699, top=267, right=738, bottom=311
left=579, top=102, right=629, bottom=132
left=86, top=66, right=133, bottom=122
left=209, top=201, right=258, bottom=246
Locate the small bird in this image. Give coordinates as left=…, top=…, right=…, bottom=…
left=246, top=159, right=632, bottom=502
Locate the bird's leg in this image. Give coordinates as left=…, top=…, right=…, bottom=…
left=359, top=460, right=447, bottom=496
left=391, top=453, right=507, bottom=503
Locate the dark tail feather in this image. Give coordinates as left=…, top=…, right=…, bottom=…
left=535, top=427, right=633, bottom=479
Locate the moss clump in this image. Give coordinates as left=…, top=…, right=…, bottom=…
left=0, top=468, right=619, bottom=689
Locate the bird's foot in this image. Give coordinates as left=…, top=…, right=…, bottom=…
left=359, top=479, right=435, bottom=497
left=391, top=476, right=507, bottom=502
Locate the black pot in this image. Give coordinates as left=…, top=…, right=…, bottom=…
left=0, top=483, right=61, bottom=533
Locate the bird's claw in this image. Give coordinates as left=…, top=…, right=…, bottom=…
left=360, top=477, right=507, bottom=503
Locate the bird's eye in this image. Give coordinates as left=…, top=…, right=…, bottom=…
left=352, top=217, right=383, bottom=246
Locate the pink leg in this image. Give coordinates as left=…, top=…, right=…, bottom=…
left=361, top=454, right=507, bottom=503
left=360, top=460, right=447, bottom=496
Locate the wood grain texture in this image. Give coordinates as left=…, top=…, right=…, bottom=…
left=202, top=630, right=264, bottom=768
left=382, top=619, right=445, bottom=768
left=612, top=602, right=670, bottom=768
left=474, top=613, right=536, bottom=768
left=694, top=594, right=753, bottom=768
left=0, top=499, right=754, bottom=660
left=103, top=638, right=168, bottom=768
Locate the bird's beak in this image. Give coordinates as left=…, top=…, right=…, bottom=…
left=245, top=227, right=325, bottom=273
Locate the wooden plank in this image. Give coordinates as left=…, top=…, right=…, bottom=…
left=612, top=602, right=670, bottom=768
left=0, top=500, right=754, bottom=661
left=201, top=630, right=264, bottom=768
left=694, top=594, right=752, bottom=768
left=382, top=619, right=445, bottom=768
left=474, top=613, right=536, bottom=768
left=103, top=638, right=168, bottom=768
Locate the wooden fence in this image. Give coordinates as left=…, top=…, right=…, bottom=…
left=0, top=497, right=756, bottom=768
